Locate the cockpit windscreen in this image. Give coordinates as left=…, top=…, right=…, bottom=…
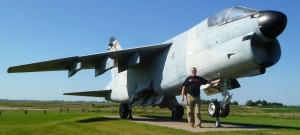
left=208, top=6, right=258, bottom=27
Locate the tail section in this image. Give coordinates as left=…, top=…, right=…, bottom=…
left=108, top=37, right=122, bottom=52
left=108, top=37, right=122, bottom=79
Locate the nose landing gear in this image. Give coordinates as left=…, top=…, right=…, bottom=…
left=208, top=100, right=231, bottom=127
left=207, top=79, right=233, bottom=127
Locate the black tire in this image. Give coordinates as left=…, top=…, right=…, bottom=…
left=119, top=103, right=129, bottom=119
left=219, top=104, right=230, bottom=118
left=207, top=100, right=220, bottom=117
left=172, top=105, right=184, bottom=119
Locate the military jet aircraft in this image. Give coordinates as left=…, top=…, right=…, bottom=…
left=8, top=6, right=287, bottom=120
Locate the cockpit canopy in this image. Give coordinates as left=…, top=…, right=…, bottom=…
left=208, top=6, right=258, bottom=27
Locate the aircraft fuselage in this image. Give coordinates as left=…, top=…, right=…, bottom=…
left=107, top=7, right=286, bottom=103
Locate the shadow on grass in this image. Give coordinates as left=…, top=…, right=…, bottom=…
left=218, top=121, right=300, bottom=130
left=139, top=116, right=300, bottom=130
left=76, top=115, right=300, bottom=130
left=132, top=115, right=187, bottom=122
left=76, top=117, right=118, bottom=123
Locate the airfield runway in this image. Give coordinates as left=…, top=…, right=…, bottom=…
left=104, top=115, right=270, bottom=132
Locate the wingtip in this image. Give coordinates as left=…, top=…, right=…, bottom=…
left=63, top=93, right=72, bottom=95
left=7, top=67, right=21, bottom=73
left=7, top=67, right=13, bottom=73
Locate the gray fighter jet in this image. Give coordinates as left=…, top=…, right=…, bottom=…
left=8, top=6, right=287, bottom=121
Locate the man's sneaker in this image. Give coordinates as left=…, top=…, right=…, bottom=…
left=190, top=125, right=194, bottom=128
left=196, top=125, right=202, bottom=128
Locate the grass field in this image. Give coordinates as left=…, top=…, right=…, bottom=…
left=0, top=100, right=300, bottom=135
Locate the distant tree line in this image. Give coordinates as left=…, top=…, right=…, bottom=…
left=245, top=100, right=284, bottom=107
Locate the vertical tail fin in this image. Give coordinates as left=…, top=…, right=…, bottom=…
left=108, top=37, right=122, bottom=52
left=108, top=37, right=122, bottom=79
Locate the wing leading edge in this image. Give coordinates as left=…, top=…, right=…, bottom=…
left=8, top=43, right=172, bottom=77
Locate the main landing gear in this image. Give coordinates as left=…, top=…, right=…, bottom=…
left=171, top=105, right=184, bottom=119
left=119, top=103, right=132, bottom=119
left=119, top=103, right=184, bottom=119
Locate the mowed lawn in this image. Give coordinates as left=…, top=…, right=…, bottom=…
left=0, top=101, right=300, bottom=135
left=0, top=110, right=192, bottom=135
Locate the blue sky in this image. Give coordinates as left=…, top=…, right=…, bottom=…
left=0, top=1, right=299, bottom=105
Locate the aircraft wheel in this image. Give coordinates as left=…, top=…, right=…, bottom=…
left=171, top=105, right=184, bottom=119
left=207, top=100, right=220, bottom=117
left=119, top=103, right=129, bottom=119
left=219, top=104, right=230, bottom=118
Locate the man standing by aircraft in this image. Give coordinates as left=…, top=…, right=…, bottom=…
left=181, top=67, right=219, bottom=128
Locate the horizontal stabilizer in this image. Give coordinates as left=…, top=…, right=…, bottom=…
left=63, top=90, right=112, bottom=98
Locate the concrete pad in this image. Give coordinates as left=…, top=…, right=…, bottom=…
left=104, top=115, right=271, bottom=132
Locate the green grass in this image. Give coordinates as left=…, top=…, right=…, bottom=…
left=0, top=110, right=189, bottom=135
left=259, top=106, right=300, bottom=113
left=0, top=101, right=300, bottom=135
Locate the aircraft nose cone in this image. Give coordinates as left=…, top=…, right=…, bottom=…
left=258, top=10, right=287, bottom=39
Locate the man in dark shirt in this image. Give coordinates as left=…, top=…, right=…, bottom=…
left=181, top=67, right=219, bottom=128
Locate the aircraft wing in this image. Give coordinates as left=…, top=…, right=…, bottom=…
left=7, top=57, right=79, bottom=73
left=63, top=90, right=111, bottom=98
left=8, top=43, right=172, bottom=77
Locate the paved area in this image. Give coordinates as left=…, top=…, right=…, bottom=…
left=104, top=115, right=271, bottom=132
